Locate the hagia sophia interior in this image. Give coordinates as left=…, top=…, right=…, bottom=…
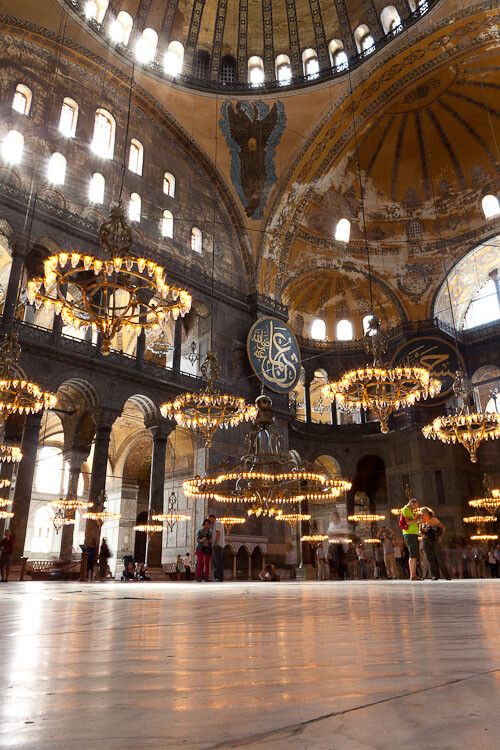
left=0, top=0, right=500, bottom=747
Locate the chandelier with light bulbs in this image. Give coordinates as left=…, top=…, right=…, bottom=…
left=161, top=351, right=257, bottom=447
left=83, top=491, right=121, bottom=527
left=300, top=534, right=328, bottom=547
left=0, top=444, right=22, bottom=463
left=133, top=509, right=164, bottom=538
left=276, top=512, right=311, bottom=530
left=423, top=370, right=500, bottom=463
left=217, top=516, right=247, bottom=532
left=0, top=333, right=57, bottom=423
left=468, top=488, right=500, bottom=514
left=152, top=490, right=191, bottom=531
left=323, top=318, right=441, bottom=434
left=26, top=204, right=192, bottom=356
left=184, top=394, right=351, bottom=515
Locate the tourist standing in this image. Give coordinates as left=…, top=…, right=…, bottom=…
left=183, top=552, right=191, bottom=580
left=393, top=540, right=406, bottom=578
left=472, top=544, right=486, bottom=578
left=176, top=554, right=184, bottom=581
left=346, top=542, right=358, bottom=579
left=487, top=546, right=497, bottom=577
left=316, top=543, right=328, bottom=580
left=195, top=519, right=212, bottom=582
left=356, top=542, right=367, bottom=579
left=494, top=544, right=500, bottom=577
left=285, top=542, right=297, bottom=579
left=419, top=507, right=451, bottom=580
left=378, top=527, right=398, bottom=579
left=400, top=498, right=421, bottom=580
left=86, top=538, right=99, bottom=582
left=209, top=513, right=225, bottom=582
left=98, top=537, right=111, bottom=581
left=0, top=529, right=15, bottom=582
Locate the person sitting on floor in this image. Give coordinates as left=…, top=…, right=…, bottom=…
left=259, top=563, right=279, bottom=581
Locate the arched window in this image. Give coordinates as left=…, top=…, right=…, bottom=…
left=85, top=0, right=108, bottom=23
left=335, top=218, right=350, bottom=243
left=162, top=209, right=174, bottom=238
left=89, top=172, right=105, bottom=204
left=163, top=172, right=176, bottom=197
left=248, top=56, right=264, bottom=86
left=334, top=50, right=349, bottom=70
left=129, top=193, right=141, bottom=222
left=191, top=227, right=202, bottom=253
left=363, top=314, right=375, bottom=334
left=336, top=319, right=353, bottom=341
left=110, top=10, right=133, bottom=45
left=408, top=219, right=423, bottom=240
left=302, top=48, right=319, bottom=78
left=92, top=108, right=115, bottom=158
left=381, top=6, right=401, bottom=33
left=464, top=278, right=500, bottom=330
left=12, top=84, right=32, bottom=116
left=328, top=40, right=343, bottom=65
left=311, top=318, right=326, bottom=340
left=275, top=54, right=292, bottom=84
left=482, top=194, right=500, bottom=219
left=128, top=139, right=144, bottom=175
left=194, top=50, right=210, bottom=80
left=136, top=28, right=158, bottom=64
left=2, top=130, right=24, bottom=164
left=35, top=446, right=63, bottom=493
left=355, top=25, right=375, bottom=54
left=59, top=97, right=78, bottom=137
left=220, top=55, right=236, bottom=84
left=164, top=41, right=184, bottom=76
left=47, top=152, right=66, bottom=185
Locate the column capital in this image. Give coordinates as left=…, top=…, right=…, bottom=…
left=90, top=407, right=120, bottom=430
left=147, top=420, right=176, bottom=442
left=9, top=235, right=29, bottom=258
left=62, top=448, right=90, bottom=471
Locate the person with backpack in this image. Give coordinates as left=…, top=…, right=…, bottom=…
left=400, top=498, right=421, bottom=580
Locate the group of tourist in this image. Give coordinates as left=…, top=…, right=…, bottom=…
left=318, top=499, right=500, bottom=581
left=195, top=514, right=225, bottom=582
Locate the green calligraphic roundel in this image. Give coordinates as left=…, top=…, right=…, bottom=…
left=247, top=317, right=301, bottom=394
left=391, top=336, right=464, bottom=404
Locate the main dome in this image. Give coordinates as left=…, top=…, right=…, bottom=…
left=65, top=0, right=434, bottom=91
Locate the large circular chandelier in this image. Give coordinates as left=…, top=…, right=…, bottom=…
left=276, top=512, right=311, bottom=530
left=0, top=333, right=57, bottom=423
left=217, top=516, right=247, bottom=532
left=152, top=489, right=191, bottom=532
left=301, top=534, right=328, bottom=547
left=323, top=318, right=441, bottom=434
left=83, top=492, right=121, bottom=527
left=184, top=394, right=351, bottom=514
left=26, top=204, right=192, bottom=355
left=134, top=509, right=164, bottom=538
left=161, top=351, right=257, bottom=447
left=0, top=444, right=22, bottom=463
left=469, top=488, right=500, bottom=514
left=423, top=370, right=500, bottom=463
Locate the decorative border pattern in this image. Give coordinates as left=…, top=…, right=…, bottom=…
left=262, top=0, right=275, bottom=78
left=184, top=0, right=206, bottom=69
left=237, top=0, right=248, bottom=82
left=307, top=0, right=329, bottom=67
left=285, top=0, right=302, bottom=75
left=210, top=0, right=228, bottom=80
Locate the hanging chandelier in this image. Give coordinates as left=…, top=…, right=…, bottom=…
left=423, top=370, right=500, bottom=463
left=49, top=497, right=94, bottom=512
left=0, top=445, right=22, bottom=463
left=323, top=318, right=441, bottom=434
left=161, top=351, right=257, bottom=447
left=0, top=498, right=12, bottom=508
left=0, top=333, right=57, bottom=423
left=218, top=516, right=247, bottom=532
left=348, top=512, right=386, bottom=523
left=83, top=491, right=121, bottom=527
left=301, top=534, right=328, bottom=547
left=51, top=508, right=75, bottom=534
left=152, top=490, right=191, bottom=531
left=26, top=204, right=192, bottom=356
left=276, top=512, right=311, bottom=530
left=469, top=488, right=500, bottom=514
left=0, top=479, right=11, bottom=490
left=0, top=510, right=14, bottom=521
left=184, top=394, right=351, bottom=514
left=133, top=509, right=164, bottom=538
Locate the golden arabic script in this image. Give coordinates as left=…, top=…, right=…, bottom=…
left=250, top=320, right=299, bottom=391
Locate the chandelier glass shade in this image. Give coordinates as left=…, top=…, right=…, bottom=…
left=423, top=371, right=500, bottom=463
left=275, top=512, right=311, bottom=530
left=84, top=510, right=121, bottom=526
left=462, top=515, right=497, bottom=525
left=152, top=512, right=191, bottom=532
left=134, top=509, right=163, bottom=537
left=468, top=492, right=500, bottom=514
left=471, top=534, right=498, bottom=541
left=183, top=395, right=351, bottom=515
left=0, top=498, right=12, bottom=508
left=49, top=497, right=94, bottom=512
left=0, top=445, right=22, bottom=463
left=348, top=513, right=386, bottom=523
left=0, top=333, right=57, bottom=423
left=0, top=510, right=14, bottom=520
left=301, top=534, right=328, bottom=546
left=323, top=319, right=441, bottom=433
left=217, top=516, right=247, bottom=532
left=0, top=479, right=11, bottom=489
left=26, top=204, right=192, bottom=356
left=161, top=352, right=257, bottom=446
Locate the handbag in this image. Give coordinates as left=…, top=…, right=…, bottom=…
left=399, top=513, right=409, bottom=531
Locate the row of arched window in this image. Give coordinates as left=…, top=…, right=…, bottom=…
left=310, top=315, right=375, bottom=342
left=82, top=1, right=430, bottom=85
left=10, top=84, right=177, bottom=193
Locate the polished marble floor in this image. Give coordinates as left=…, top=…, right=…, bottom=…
left=1, top=580, right=500, bottom=749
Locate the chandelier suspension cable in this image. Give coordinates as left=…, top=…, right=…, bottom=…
left=118, top=60, right=136, bottom=205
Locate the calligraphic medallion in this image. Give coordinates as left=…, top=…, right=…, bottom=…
left=247, top=317, right=301, bottom=394
left=392, top=336, right=464, bottom=404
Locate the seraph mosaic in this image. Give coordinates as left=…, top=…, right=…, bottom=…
left=219, top=100, right=286, bottom=220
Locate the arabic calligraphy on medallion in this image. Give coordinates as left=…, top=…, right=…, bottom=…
left=392, top=336, right=464, bottom=404
left=247, top=317, right=301, bottom=394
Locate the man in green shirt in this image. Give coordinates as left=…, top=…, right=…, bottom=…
left=402, top=498, right=421, bottom=580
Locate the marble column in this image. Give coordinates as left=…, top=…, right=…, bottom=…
left=232, top=551, right=237, bottom=580
left=135, top=329, right=146, bottom=369
left=0, top=416, right=23, bottom=538
left=247, top=552, right=252, bottom=581
left=304, top=377, right=312, bottom=424
left=146, top=422, right=175, bottom=566
left=85, top=410, right=117, bottom=543
left=172, top=317, right=183, bottom=373
left=60, top=449, right=89, bottom=561
left=1, top=240, right=26, bottom=330
left=10, top=412, right=43, bottom=560
left=330, top=400, right=337, bottom=426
